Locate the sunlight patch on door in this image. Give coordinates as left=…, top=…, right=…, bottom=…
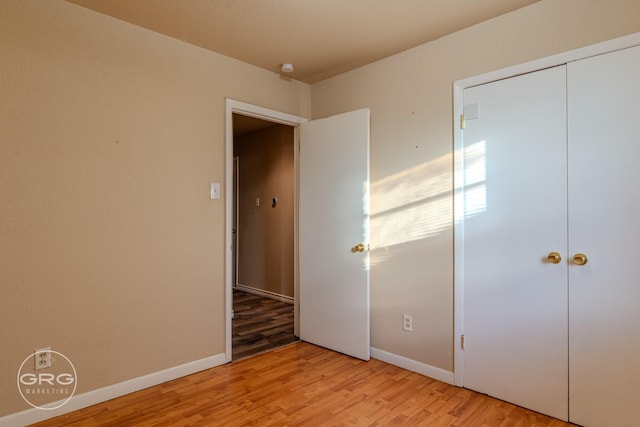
left=456, top=140, right=487, bottom=221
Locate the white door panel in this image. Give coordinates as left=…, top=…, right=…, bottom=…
left=462, top=67, right=569, bottom=420
left=567, top=45, right=640, bottom=427
left=299, top=109, right=370, bottom=360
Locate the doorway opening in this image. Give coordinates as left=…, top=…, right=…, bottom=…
left=231, top=112, right=298, bottom=360
left=225, top=100, right=306, bottom=362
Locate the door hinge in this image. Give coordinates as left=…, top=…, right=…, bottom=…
left=460, top=114, right=465, bottom=130
left=461, top=335, right=465, bottom=350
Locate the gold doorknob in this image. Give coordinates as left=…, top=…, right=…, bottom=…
left=573, top=253, right=588, bottom=266
left=351, top=243, right=365, bottom=253
left=547, top=252, right=562, bottom=264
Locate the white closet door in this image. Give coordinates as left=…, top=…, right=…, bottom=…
left=568, top=45, right=640, bottom=427
left=462, top=66, right=569, bottom=420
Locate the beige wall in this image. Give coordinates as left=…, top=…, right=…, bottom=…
left=0, top=0, right=309, bottom=416
left=311, top=0, right=640, bottom=371
left=3, top=0, right=640, bottom=419
left=234, top=125, right=295, bottom=298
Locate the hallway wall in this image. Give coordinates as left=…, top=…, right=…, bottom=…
left=234, top=125, right=295, bottom=299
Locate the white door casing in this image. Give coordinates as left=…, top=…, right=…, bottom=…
left=460, top=67, right=569, bottom=421
left=299, top=109, right=371, bottom=361
left=225, top=100, right=306, bottom=361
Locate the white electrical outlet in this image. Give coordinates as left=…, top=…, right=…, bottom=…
left=34, top=347, right=51, bottom=370
left=403, top=314, right=413, bottom=332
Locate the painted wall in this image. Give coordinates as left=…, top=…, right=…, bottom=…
left=0, top=0, right=310, bottom=417
left=311, top=0, right=640, bottom=371
left=234, top=125, right=295, bottom=298
left=3, top=0, right=640, bottom=420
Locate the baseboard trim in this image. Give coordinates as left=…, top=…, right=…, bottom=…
left=371, top=347, right=455, bottom=385
left=1, top=352, right=226, bottom=427
left=3, top=347, right=451, bottom=425
left=235, top=283, right=294, bottom=304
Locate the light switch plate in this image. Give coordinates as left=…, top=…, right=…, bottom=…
left=210, top=182, right=220, bottom=199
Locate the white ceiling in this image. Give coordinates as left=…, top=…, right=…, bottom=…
left=67, top=0, right=540, bottom=84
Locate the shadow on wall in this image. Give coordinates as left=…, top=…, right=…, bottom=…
left=370, top=140, right=487, bottom=267
left=368, top=141, right=486, bottom=368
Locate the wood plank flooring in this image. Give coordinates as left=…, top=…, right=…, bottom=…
left=30, top=342, right=576, bottom=427
left=232, top=289, right=298, bottom=360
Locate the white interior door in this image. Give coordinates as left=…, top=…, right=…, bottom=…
left=567, top=45, right=640, bottom=427
left=299, top=109, right=370, bottom=361
left=461, top=67, right=569, bottom=420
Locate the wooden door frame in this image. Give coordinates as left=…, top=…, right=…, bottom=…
left=225, top=99, right=307, bottom=362
left=452, top=32, right=640, bottom=387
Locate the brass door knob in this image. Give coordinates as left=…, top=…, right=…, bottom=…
left=573, top=253, right=588, bottom=266
left=547, top=252, right=562, bottom=264
left=351, top=243, right=365, bottom=253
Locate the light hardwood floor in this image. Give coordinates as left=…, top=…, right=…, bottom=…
left=30, top=342, right=576, bottom=426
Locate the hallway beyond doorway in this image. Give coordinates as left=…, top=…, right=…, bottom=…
left=232, top=289, right=297, bottom=360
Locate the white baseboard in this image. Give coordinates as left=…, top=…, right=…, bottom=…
left=2, top=347, right=451, bottom=426
left=1, top=352, right=226, bottom=427
left=371, top=347, right=455, bottom=385
left=235, top=283, right=294, bottom=304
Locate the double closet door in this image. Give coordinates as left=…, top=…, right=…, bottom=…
left=460, top=44, right=640, bottom=427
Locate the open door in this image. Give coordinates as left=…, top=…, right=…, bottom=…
left=225, top=100, right=370, bottom=362
left=299, top=109, right=370, bottom=360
